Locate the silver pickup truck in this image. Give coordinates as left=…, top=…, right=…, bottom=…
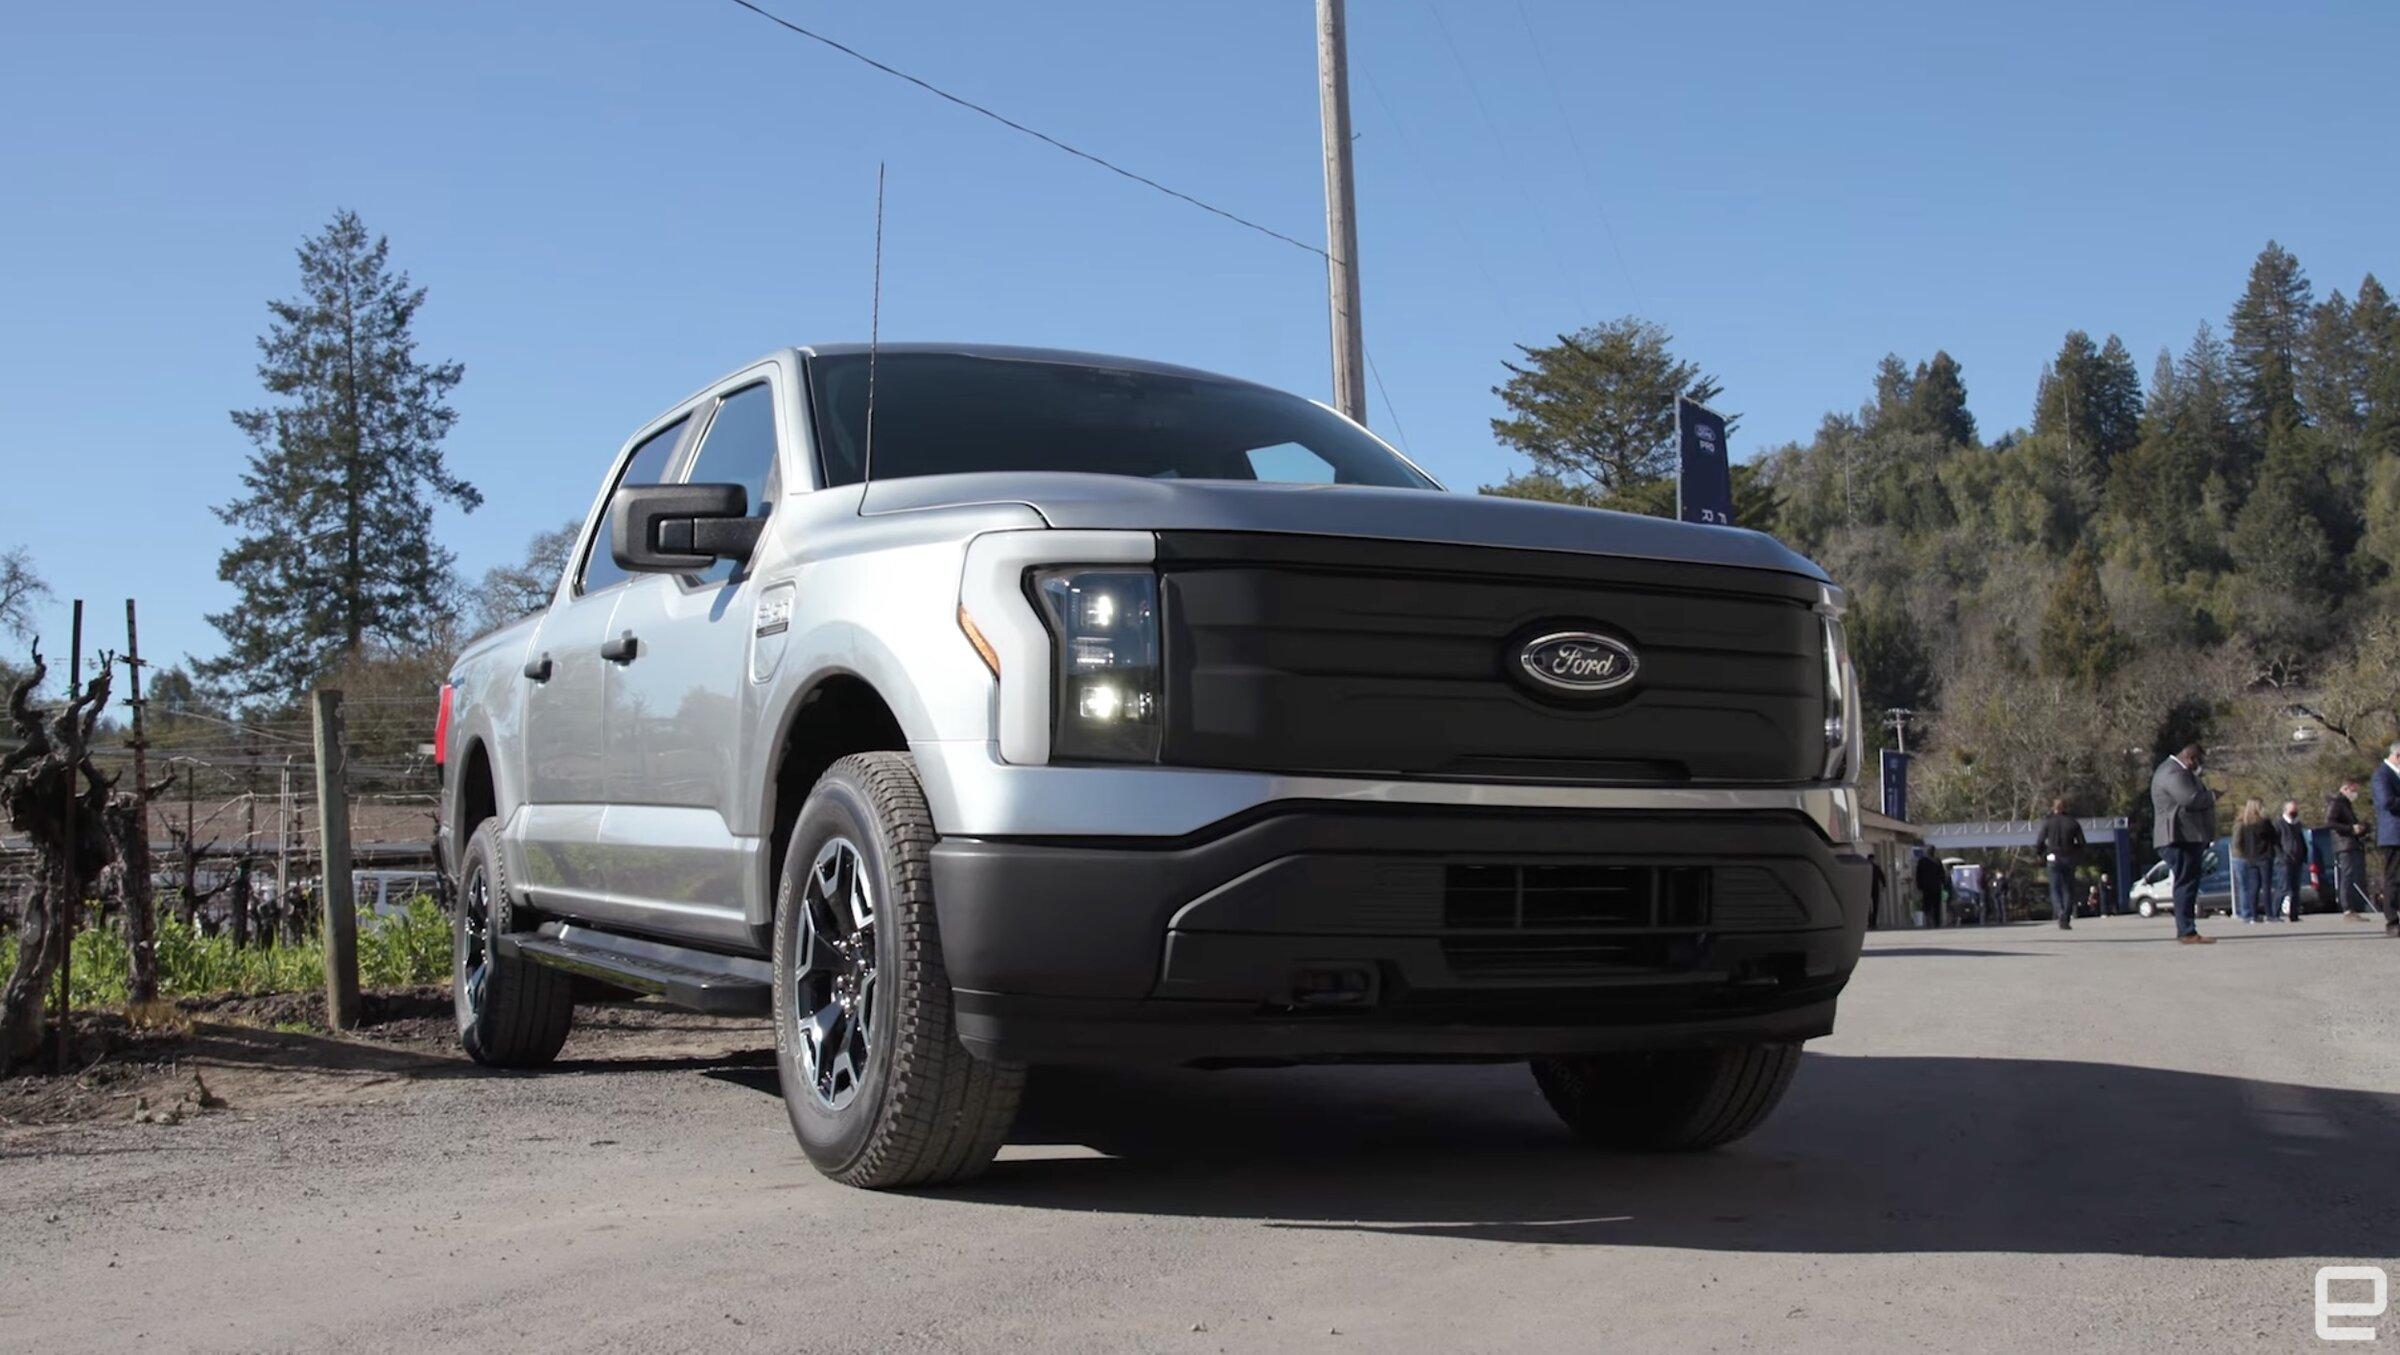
left=436, top=343, right=1869, bottom=1189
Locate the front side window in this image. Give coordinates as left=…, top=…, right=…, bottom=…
left=808, top=352, right=1433, bottom=490
left=579, top=415, right=689, bottom=594
left=680, top=383, right=779, bottom=586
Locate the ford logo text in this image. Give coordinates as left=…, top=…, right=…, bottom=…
left=1517, top=631, right=1639, bottom=694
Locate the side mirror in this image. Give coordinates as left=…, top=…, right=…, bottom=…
left=609, top=483, right=765, bottom=574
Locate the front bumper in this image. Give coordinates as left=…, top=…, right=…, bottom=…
left=931, top=802, right=1871, bottom=1065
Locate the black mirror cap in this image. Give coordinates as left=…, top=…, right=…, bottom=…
left=609, top=482, right=762, bottom=574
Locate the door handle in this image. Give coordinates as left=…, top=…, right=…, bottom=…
left=522, top=654, right=553, bottom=683
left=600, top=631, right=639, bottom=664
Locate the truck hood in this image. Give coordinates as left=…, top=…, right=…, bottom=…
left=859, top=472, right=1829, bottom=582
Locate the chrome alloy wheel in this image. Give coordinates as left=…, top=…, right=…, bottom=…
left=793, top=836, right=878, bottom=1110
left=457, top=859, right=492, bottom=1023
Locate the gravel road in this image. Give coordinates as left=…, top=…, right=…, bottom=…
left=4, top=915, right=2395, bottom=1352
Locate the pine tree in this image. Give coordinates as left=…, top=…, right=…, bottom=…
left=2173, top=323, right=2249, bottom=495
left=2036, top=544, right=2127, bottom=686
left=200, top=211, right=477, bottom=702
left=1489, top=317, right=1725, bottom=496
left=1908, top=350, right=1977, bottom=447
left=2357, top=275, right=2400, bottom=461
left=2033, top=331, right=2142, bottom=469
left=2227, top=241, right=2313, bottom=448
left=2229, top=442, right=2338, bottom=652
left=2301, top=289, right=2365, bottom=438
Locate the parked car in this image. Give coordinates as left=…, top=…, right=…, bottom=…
left=2129, top=836, right=2322, bottom=918
left=434, top=344, right=1871, bottom=1188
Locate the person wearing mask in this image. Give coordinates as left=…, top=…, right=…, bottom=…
left=2274, top=799, right=2311, bottom=923
left=2231, top=799, right=2275, bottom=926
left=2150, top=744, right=2218, bottom=944
left=1913, top=849, right=1949, bottom=929
left=2373, top=744, right=2400, bottom=936
left=2034, top=797, right=2087, bottom=930
left=2326, top=777, right=2372, bottom=920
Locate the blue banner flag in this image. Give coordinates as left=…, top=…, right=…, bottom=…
left=1676, top=396, right=1734, bottom=526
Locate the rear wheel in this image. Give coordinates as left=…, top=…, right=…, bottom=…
left=453, top=820, right=574, bottom=1068
left=773, top=752, right=1023, bottom=1188
left=1531, top=1043, right=1800, bottom=1151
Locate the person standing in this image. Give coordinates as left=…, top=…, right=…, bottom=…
left=2035, top=797, right=2087, bottom=930
left=2274, top=799, right=2311, bottom=923
left=2231, top=799, right=2273, bottom=926
left=2326, top=777, right=2372, bottom=920
left=2151, top=743, right=2218, bottom=944
left=1914, top=849, right=1949, bottom=929
left=2373, top=744, right=2400, bottom=936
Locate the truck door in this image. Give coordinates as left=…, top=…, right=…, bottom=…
left=515, top=413, right=691, bottom=916
left=598, top=376, right=783, bottom=945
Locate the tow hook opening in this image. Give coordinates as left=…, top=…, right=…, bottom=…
left=1285, top=963, right=1380, bottom=1009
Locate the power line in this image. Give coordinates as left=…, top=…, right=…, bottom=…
left=1358, top=64, right=1523, bottom=332
left=721, top=0, right=1331, bottom=262
left=1511, top=0, right=1644, bottom=315
left=1422, top=1, right=1591, bottom=318
left=1363, top=349, right=1414, bottom=456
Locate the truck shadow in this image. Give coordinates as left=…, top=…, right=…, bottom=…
left=957, top=1053, right=2400, bottom=1259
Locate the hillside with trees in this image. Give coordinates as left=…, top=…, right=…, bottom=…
left=1488, top=243, right=2400, bottom=833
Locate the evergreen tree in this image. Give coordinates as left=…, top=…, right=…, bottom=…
left=2229, top=442, right=2339, bottom=652
left=1908, top=350, right=1977, bottom=448
left=2036, top=544, right=2127, bottom=686
left=2227, top=241, right=2313, bottom=448
left=2033, top=331, right=2142, bottom=469
left=2301, top=289, right=2365, bottom=438
left=200, top=211, right=477, bottom=702
left=1489, top=317, right=1724, bottom=497
left=2356, top=275, right=2400, bottom=461
left=2172, top=323, right=2250, bottom=495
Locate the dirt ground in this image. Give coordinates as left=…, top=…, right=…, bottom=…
left=3, top=917, right=2397, bottom=1352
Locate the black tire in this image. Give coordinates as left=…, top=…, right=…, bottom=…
left=453, top=820, right=574, bottom=1068
left=1531, top=1043, right=1801, bottom=1151
left=772, top=752, right=1023, bottom=1189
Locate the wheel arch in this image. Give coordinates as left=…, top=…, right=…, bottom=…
left=759, top=670, right=914, bottom=927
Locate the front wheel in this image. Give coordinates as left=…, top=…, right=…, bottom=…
left=453, top=820, right=574, bottom=1068
left=772, top=752, right=1023, bottom=1189
left=1531, top=1043, right=1801, bottom=1151
left=2137, top=898, right=2156, bottom=918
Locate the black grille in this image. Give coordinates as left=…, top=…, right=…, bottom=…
left=1155, top=533, right=1826, bottom=783
left=1443, top=863, right=1710, bottom=931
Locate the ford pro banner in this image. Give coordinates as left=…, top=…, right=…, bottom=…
left=1881, top=748, right=1911, bottom=822
left=1675, top=396, right=1734, bottom=526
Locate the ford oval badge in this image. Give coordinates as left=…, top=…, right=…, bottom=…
left=1517, top=631, right=1638, bottom=694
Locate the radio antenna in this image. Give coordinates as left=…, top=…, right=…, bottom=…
left=860, top=162, right=886, bottom=493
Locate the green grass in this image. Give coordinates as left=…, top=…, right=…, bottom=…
left=1, top=897, right=453, bottom=1008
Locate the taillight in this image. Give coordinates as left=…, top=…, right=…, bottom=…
left=434, top=682, right=455, bottom=766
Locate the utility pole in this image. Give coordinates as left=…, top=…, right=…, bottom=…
left=1885, top=707, right=1914, bottom=755
left=1315, top=0, right=1367, bottom=424
left=311, top=689, right=360, bottom=1029
left=121, top=600, right=158, bottom=1004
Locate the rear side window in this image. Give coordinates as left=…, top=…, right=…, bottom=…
left=579, top=416, right=689, bottom=594
left=681, top=383, right=779, bottom=586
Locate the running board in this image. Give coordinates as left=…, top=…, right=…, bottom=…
left=498, top=924, right=772, bottom=1016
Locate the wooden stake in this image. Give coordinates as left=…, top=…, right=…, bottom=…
left=311, top=689, right=360, bottom=1029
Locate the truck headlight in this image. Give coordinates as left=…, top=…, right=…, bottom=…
left=1032, top=567, right=1161, bottom=762
left=1821, top=614, right=1859, bottom=782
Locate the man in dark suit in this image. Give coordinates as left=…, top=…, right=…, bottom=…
left=2326, top=777, right=2371, bottom=920
left=2150, top=744, right=2218, bottom=944
left=2372, top=745, right=2400, bottom=936
left=2273, top=800, right=2310, bottom=923
left=1913, top=850, right=1949, bottom=929
left=2034, top=797, right=2087, bottom=930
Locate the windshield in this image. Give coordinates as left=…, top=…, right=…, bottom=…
left=806, top=351, right=1435, bottom=490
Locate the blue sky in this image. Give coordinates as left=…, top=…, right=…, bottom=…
left=4, top=1, right=2395, bottom=673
